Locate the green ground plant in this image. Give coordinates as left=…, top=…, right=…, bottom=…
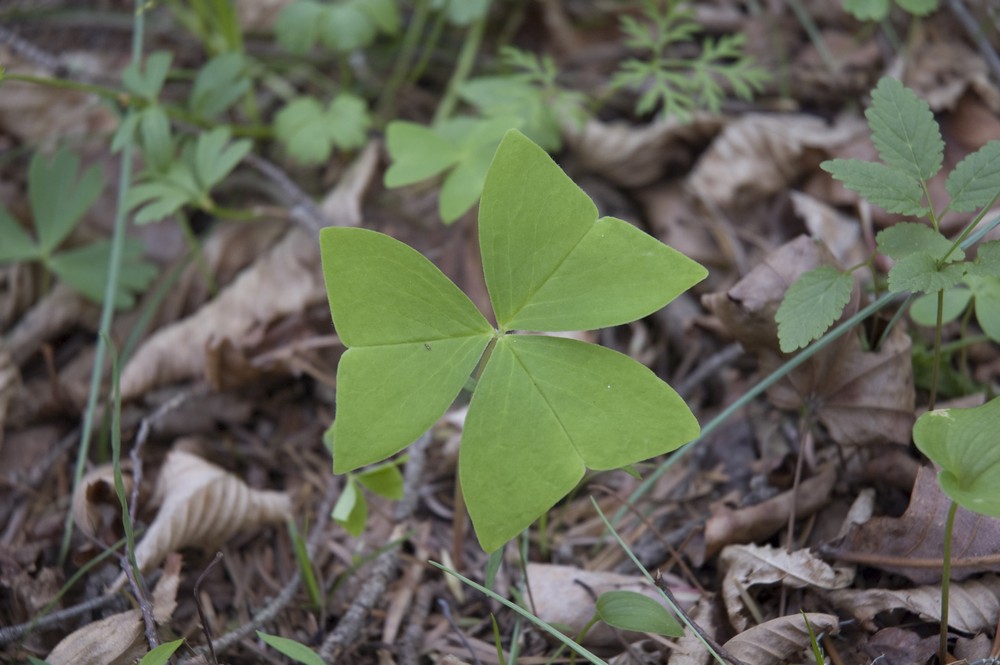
left=321, top=129, right=706, bottom=551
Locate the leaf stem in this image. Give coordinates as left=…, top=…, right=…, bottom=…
left=433, top=2, right=491, bottom=125
left=375, top=0, right=431, bottom=126
left=929, top=289, right=944, bottom=410
left=939, top=499, right=958, bottom=664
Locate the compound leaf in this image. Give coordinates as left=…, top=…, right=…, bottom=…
left=122, top=50, right=172, bottom=100
left=384, top=121, right=459, bottom=186
left=192, top=127, right=251, bottom=190
left=821, top=159, right=927, bottom=216
left=275, top=97, right=335, bottom=164
left=887, top=252, right=966, bottom=294
left=48, top=238, right=157, bottom=309
left=914, top=397, right=1000, bottom=517
left=275, top=0, right=324, bottom=54
left=876, top=222, right=958, bottom=261
left=29, top=148, right=104, bottom=254
left=946, top=140, right=1000, bottom=213
left=596, top=590, right=684, bottom=637
left=189, top=52, right=249, bottom=119
left=776, top=266, right=853, bottom=352
left=320, top=227, right=493, bottom=472
left=327, top=92, right=371, bottom=151
left=320, top=4, right=375, bottom=52
left=866, top=76, right=943, bottom=181
left=0, top=207, right=39, bottom=263
left=461, top=335, right=698, bottom=551
left=480, top=130, right=706, bottom=331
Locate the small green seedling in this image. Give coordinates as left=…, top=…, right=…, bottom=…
left=275, top=93, right=371, bottom=164
left=842, top=0, right=938, bottom=22
left=330, top=457, right=406, bottom=536
left=136, top=638, right=185, bottom=665
left=275, top=0, right=400, bottom=54
left=258, top=630, right=325, bottom=665
left=0, top=148, right=155, bottom=308
left=594, top=590, right=683, bottom=637
left=777, top=76, right=1000, bottom=352
left=321, top=130, right=705, bottom=551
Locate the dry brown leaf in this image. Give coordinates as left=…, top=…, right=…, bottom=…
left=563, top=115, right=724, bottom=188
left=319, top=140, right=379, bottom=225
left=666, top=597, right=716, bottom=665
left=71, top=463, right=133, bottom=541
left=827, top=574, right=1000, bottom=634
left=821, top=466, right=1000, bottom=584
left=109, top=445, right=291, bottom=591
left=720, top=543, right=853, bottom=631
left=5, top=282, right=97, bottom=366
left=789, top=190, right=865, bottom=267
left=526, top=562, right=698, bottom=648
left=48, top=554, right=181, bottom=665
left=700, top=464, right=837, bottom=562
left=688, top=114, right=865, bottom=208
left=0, top=342, right=19, bottom=452
left=703, top=235, right=915, bottom=446
left=722, top=613, right=839, bottom=664
left=861, top=627, right=937, bottom=665
left=907, top=38, right=1000, bottom=113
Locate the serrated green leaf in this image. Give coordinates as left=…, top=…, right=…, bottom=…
left=866, top=76, right=943, bottom=181
left=914, top=397, right=1000, bottom=516
left=775, top=266, right=853, bottom=352
left=967, top=240, right=1000, bottom=278
left=332, top=477, right=367, bottom=536
left=275, top=0, right=324, bottom=54
left=909, top=287, right=971, bottom=327
left=137, top=639, right=185, bottom=665
left=876, top=222, right=958, bottom=261
left=189, top=52, right=249, bottom=119
left=320, top=4, right=375, bottom=52
left=480, top=130, right=706, bottom=331
left=842, top=0, right=890, bottom=21
left=0, top=207, right=40, bottom=262
left=887, top=252, right=966, bottom=293
left=257, top=631, right=325, bottom=665
left=320, top=227, right=493, bottom=472
left=29, top=148, right=104, bottom=254
left=356, top=462, right=404, bottom=499
left=462, top=335, right=699, bottom=551
left=595, top=590, right=684, bottom=637
left=48, top=238, right=157, bottom=309
left=967, top=275, right=1000, bottom=342
left=820, top=159, right=927, bottom=216
left=122, top=50, right=172, bottom=99
left=384, top=121, right=459, bottom=186
left=946, top=140, right=1000, bottom=213
left=327, top=92, right=371, bottom=150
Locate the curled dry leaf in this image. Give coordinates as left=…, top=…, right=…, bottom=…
left=722, top=613, right=839, bottom=665
left=71, top=463, right=133, bottom=541
left=319, top=140, right=379, bottom=226
left=563, top=115, right=724, bottom=188
left=789, top=190, right=864, bottom=268
left=48, top=554, right=181, bottom=665
left=109, top=446, right=291, bottom=591
left=5, top=282, right=97, bottom=366
left=666, top=597, right=717, bottom=665
left=703, top=235, right=915, bottom=446
left=827, top=574, right=1000, bottom=634
left=700, top=464, right=837, bottom=563
left=906, top=39, right=1000, bottom=113
left=821, top=466, right=1000, bottom=584
left=688, top=114, right=865, bottom=209
left=720, top=543, right=853, bottom=632
left=526, top=562, right=698, bottom=648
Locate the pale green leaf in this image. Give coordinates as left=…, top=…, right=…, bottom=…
left=431, top=0, right=491, bottom=25
left=967, top=275, right=1000, bottom=343
left=775, top=266, right=853, bottom=352
left=320, top=5, right=375, bottom=52
left=895, top=0, right=938, bottom=15
left=820, top=159, right=927, bottom=216
left=358, top=0, right=401, bottom=34
left=29, top=148, right=104, bottom=254
left=332, top=477, right=367, bottom=536
left=139, top=107, right=174, bottom=173
left=48, top=238, right=156, bottom=309
left=887, top=252, right=966, bottom=294
left=946, top=140, right=1000, bottom=212
left=320, top=227, right=493, bottom=471
left=439, top=142, right=493, bottom=223
left=480, top=130, right=706, bottom=332
left=967, top=241, right=1000, bottom=278
left=0, top=207, right=39, bottom=263
left=356, top=462, right=404, bottom=499
left=275, top=0, right=324, bottom=54
left=189, top=52, right=249, bottom=119
left=383, top=121, right=459, bottom=186
left=461, top=335, right=699, bottom=551
left=275, top=96, right=335, bottom=164
left=122, top=51, right=172, bottom=99
left=327, top=92, right=371, bottom=150
left=193, top=127, right=251, bottom=190
left=914, top=397, right=1000, bottom=516
left=136, top=639, right=184, bottom=665
left=595, top=590, right=684, bottom=637
left=842, top=0, right=890, bottom=21
left=909, top=287, right=971, bottom=327
left=866, top=76, right=943, bottom=181
left=257, top=631, right=325, bottom=665
left=876, top=222, right=958, bottom=261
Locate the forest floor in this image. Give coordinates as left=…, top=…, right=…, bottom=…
left=2, top=1, right=1000, bottom=664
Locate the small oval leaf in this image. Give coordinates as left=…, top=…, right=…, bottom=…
left=595, top=590, right=683, bottom=637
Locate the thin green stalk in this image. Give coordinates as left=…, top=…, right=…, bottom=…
left=939, top=500, right=958, bottom=664
left=59, top=0, right=147, bottom=565
left=375, top=0, right=432, bottom=125
left=615, top=212, right=1000, bottom=524
left=176, top=209, right=218, bottom=297
left=433, top=3, right=491, bottom=125
left=407, top=10, right=447, bottom=89
left=783, top=0, right=837, bottom=72
left=929, top=289, right=944, bottom=410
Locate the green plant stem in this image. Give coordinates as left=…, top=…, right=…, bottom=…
left=433, top=2, right=491, bottom=125
left=407, top=10, right=447, bottom=89
left=176, top=209, right=219, bottom=297
left=783, top=0, right=837, bottom=72
left=939, top=499, right=958, bottom=664
left=59, top=0, right=146, bottom=565
left=929, top=289, right=944, bottom=410
left=375, top=0, right=431, bottom=125
left=615, top=211, right=1000, bottom=524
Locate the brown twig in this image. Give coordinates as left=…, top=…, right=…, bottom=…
left=193, top=551, right=225, bottom=665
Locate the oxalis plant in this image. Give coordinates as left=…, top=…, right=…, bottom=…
left=320, top=129, right=706, bottom=552
left=776, top=75, right=1000, bottom=663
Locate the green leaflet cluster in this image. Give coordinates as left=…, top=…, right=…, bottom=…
left=776, top=76, right=1000, bottom=353
left=320, top=130, right=706, bottom=551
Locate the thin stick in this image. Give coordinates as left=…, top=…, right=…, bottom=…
left=194, top=551, right=225, bottom=665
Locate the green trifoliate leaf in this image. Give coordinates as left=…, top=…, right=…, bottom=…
left=383, top=121, right=459, bottom=186
left=967, top=241, right=1000, bottom=278
left=461, top=335, right=699, bottom=551
left=966, top=275, right=1000, bottom=342
left=820, top=159, right=927, bottom=216
left=776, top=266, right=853, bottom=352
left=327, top=93, right=370, bottom=150
left=914, top=397, right=1000, bottom=517
left=909, top=287, right=971, bottom=327
left=320, top=227, right=493, bottom=472
left=275, top=94, right=370, bottom=164
left=192, top=127, right=251, bottom=191
left=876, top=222, right=958, bottom=261
left=866, top=76, right=943, bottom=181
left=480, top=130, right=706, bottom=331
left=257, top=631, right=325, bottom=665
left=887, top=252, right=966, bottom=294
left=595, top=590, right=684, bottom=637
left=122, top=50, right=172, bottom=100
left=946, top=140, right=1000, bottom=213
left=189, top=52, right=249, bottom=119
left=48, top=238, right=157, bottom=309
left=29, top=148, right=104, bottom=254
